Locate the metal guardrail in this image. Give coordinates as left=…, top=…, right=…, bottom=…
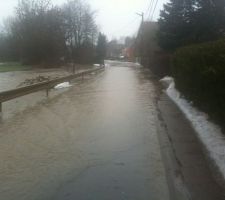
left=0, top=67, right=104, bottom=112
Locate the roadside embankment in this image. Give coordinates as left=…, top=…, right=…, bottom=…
left=160, top=77, right=225, bottom=189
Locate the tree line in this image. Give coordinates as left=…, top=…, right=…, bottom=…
left=0, top=0, right=107, bottom=66
left=157, top=0, right=225, bottom=130
left=158, top=0, right=225, bottom=51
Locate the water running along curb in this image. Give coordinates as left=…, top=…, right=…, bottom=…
left=156, top=92, right=225, bottom=199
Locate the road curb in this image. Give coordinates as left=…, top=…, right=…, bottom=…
left=159, top=79, right=225, bottom=190
left=156, top=90, right=225, bottom=199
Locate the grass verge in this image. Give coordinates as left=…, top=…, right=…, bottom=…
left=0, top=62, right=32, bottom=72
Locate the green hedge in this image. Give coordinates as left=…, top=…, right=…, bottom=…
left=173, top=39, right=225, bottom=129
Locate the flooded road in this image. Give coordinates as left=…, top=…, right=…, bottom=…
left=0, top=61, right=170, bottom=200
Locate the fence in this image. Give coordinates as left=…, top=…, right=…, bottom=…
left=0, top=67, right=104, bottom=112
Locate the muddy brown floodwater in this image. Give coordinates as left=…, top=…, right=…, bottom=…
left=0, top=61, right=170, bottom=200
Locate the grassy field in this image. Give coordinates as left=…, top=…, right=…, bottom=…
left=0, top=62, right=32, bottom=72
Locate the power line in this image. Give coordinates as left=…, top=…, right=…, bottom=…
left=147, top=0, right=155, bottom=20
left=151, top=0, right=159, bottom=21
left=145, top=0, right=154, bottom=20
left=148, top=0, right=155, bottom=21
left=110, top=17, right=139, bottom=38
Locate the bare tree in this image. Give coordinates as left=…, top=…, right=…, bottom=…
left=1, top=0, right=98, bottom=65
left=63, top=0, right=98, bottom=62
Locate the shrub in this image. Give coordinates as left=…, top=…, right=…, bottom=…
left=151, top=51, right=172, bottom=78
left=173, top=39, right=225, bottom=129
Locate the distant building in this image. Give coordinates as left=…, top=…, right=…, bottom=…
left=122, top=47, right=135, bottom=62
left=107, top=40, right=124, bottom=60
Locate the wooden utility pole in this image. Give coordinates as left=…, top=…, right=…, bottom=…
left=136, top=12, right=144, bottom=65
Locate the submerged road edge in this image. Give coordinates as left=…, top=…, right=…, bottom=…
left=156, top=90, right=225, bottom=200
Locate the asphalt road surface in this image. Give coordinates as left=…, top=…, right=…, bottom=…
left=0, top=61, right=170, bottom=200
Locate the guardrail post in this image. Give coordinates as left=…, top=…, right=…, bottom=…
left=46, top=88, right=49, bottom=97
left=0, top=102, right=2, bottom=121
left=73, top=63, right=75, bottom=74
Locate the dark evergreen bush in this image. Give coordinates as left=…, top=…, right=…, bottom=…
left=173, top=39, right=225, bottom=129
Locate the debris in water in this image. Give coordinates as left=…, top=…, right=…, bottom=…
left=54, top=82, right=72, bottom=89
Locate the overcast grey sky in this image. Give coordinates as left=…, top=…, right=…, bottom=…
left=0, top=0, right=168, bottom=39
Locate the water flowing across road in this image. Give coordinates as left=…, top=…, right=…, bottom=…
left=0, top=61, right=170, bottom=200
